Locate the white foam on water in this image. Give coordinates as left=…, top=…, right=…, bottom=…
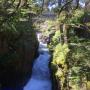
left=24, top=33, right=52, bottom=90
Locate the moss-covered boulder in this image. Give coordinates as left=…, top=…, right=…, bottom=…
left=0, top=20, right=39, bottom=88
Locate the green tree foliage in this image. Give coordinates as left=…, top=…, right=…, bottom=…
left=49, top=0, right=90, bottom=90
left=0, top=0, right=39, bottom=63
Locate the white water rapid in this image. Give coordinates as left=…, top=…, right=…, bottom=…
left=24, top=33, right=52, bottom=90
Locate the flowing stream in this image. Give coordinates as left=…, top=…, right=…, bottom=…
left=24, top=33, right=52, bottom=90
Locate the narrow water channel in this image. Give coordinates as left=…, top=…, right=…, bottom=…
left=24, top=33, right=52, bottom=90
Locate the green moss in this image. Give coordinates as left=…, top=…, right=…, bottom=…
left=53, top=44, right=69, bottom=65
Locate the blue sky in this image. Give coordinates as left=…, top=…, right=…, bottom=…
left=34, top=0, right=85, bottom=9
left=48, top=0, right=85, bottom=10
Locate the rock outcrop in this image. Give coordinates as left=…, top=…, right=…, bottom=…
left=0, top=20, right=39, bottom=88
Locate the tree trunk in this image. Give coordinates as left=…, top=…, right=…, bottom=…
left=43, top=0, right=49, bottom=11
left=63, top=24, right=68, bottom=44
left=20, top=0, right=28, bottom=7
left=58, top=0, right=62, bottom=6
left=60, top=24, right=64, bottom=45
left=76, top=0, right=79, bottom=9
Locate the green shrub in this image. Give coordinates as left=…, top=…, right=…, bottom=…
left=53, top=44, right=69, bottom=65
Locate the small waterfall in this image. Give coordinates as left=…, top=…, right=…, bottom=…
left=24, top=33, right=52, bottom=90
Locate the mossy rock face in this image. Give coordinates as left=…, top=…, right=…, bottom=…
left=0, top=21, right=39, bottom=88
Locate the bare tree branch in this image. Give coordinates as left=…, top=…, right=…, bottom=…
left=58, top=0, right=73, bottom=15
left=76, top=0, right=79, bottom=9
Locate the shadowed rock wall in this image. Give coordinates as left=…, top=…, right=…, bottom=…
left=0, top=21, right=39, bottom=88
